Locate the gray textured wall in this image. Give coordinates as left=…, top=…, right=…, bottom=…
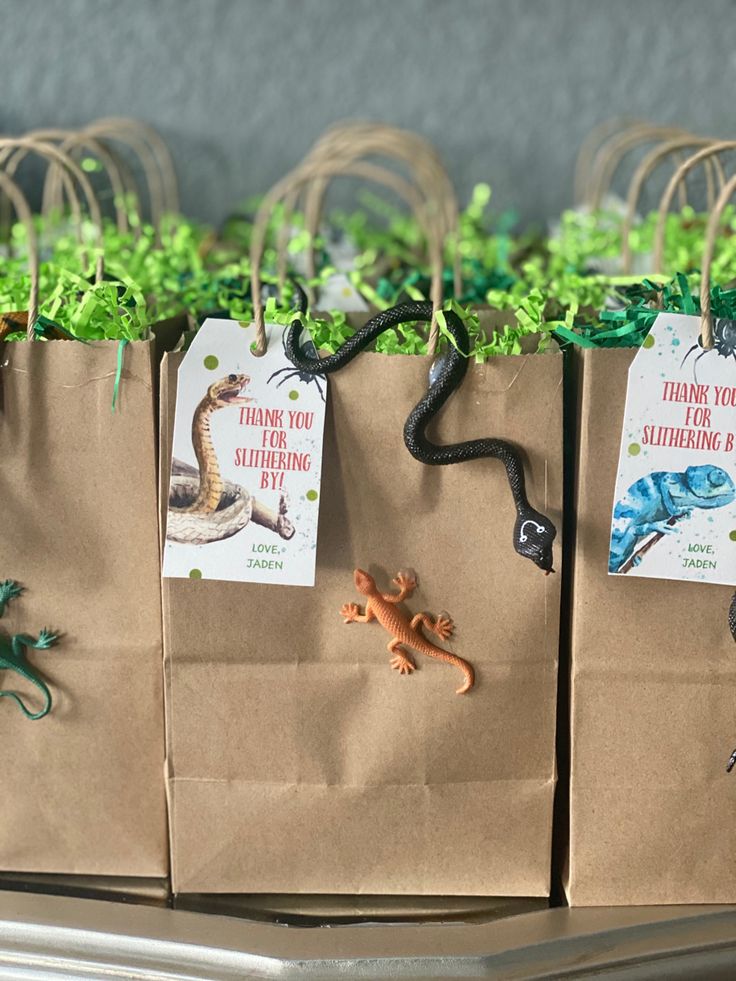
left=3, top=0, right=736, bottom=226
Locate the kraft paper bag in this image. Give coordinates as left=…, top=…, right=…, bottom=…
left=567, top=348, right=736, bottom=906
left=0, top=339, right=168, bottom=877
left=161, top=345, right=562, bottom=895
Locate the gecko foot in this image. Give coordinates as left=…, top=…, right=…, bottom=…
left=433, top=613, right=454, bottom=640
left=0, top=580, right=23, bottom=616
left=390, top=651, right=416, bottom=675
left=35, top=629, right=58, bottom=650
left=340, top=602, right=360, bottom=623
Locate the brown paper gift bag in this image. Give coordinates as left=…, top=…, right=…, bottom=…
left=0, top=164, right=167, bottom=876
left=567, top=175, right=736, bottom=905
left=0, top=341, right=167, bottom=876
left=161, top=334, right=562, bottom=895
left=566, top=348, right=736, bottom=905
left=1, top=339, right=168, bottom=876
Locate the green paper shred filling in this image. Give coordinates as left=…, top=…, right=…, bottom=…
left=2, top=187, right=736, bottom=355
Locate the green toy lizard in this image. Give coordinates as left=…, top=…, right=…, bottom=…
left=0, top=580, right=58, bottom=720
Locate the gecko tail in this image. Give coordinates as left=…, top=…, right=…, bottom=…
left=418, top=642, right=475, bottom=694
left=0, top=679, right=52, bottom=720
left=452, top=657, right=474, bottom=695
left=455, top=662, right=474, bottom=695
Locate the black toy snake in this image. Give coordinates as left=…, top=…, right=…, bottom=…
left=286, top=300, right=557, bottom=572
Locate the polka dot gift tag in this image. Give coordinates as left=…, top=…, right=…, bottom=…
left=162, top=318, right=327, bottom=586
left=610, top=312, right=736, bottom=585
left=315, top=272, right=369, bottom=313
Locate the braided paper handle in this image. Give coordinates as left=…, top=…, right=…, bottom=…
left=250, top=156, right=446, bottom=355
left=653, top=142, right=733, bottom=274
left=620, top=136, right=718, bottom=273
left=0, top=173, right=39, bottom=337
left=699, top=172, right=736, bottom=349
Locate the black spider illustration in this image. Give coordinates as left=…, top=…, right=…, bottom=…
left=268, top=328, right=326, bottom=402
left=681, top=318, right=736, bottom=382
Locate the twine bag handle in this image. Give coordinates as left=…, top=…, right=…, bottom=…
left=306, top=122, right=459, bottom=242
left=0, top=139, right=80, bottom=247
left=302, top=122, right=462, bottom=297
left=84, top=118, right=179, bottom=232
left=87, top=116, right=179, bottom=214
left=85, top=121, right=164, bottom=230
left=304, top=162, right=442, bottom=320
left=328, top=122, right=458, bottom=231
left=573, top=116, right=640, bottom=206
left=1, top=152, right=81, bottom=251
left=586, top=123, right=696, bottom=210
left=250, top=158, right=445, bottom=356
left=0, top=173, right=39, bottom=338
left=32, top=128, right=141, bottom=234
left=620, top=136, right=720, bottom=273
left=653, top=142, right=735, bottom=273
left=301, top=163, right=445, bottom=300
left=250, top=159, right=444, bottom=354
left=0, top=138, right=105, bottom=282
left=276, top=161, right=428, bottom=302
left=699, top=172, right=736, bottom=350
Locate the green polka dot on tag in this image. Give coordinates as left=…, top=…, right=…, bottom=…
left=203, top=355, right=219, bottom=370
left=189, top=568, right=203, bottom=579
left=289, top=390, right=299, bottom=401
left=628, top=443, right=641, bottom=456
left=642, top=335, right=655, bottom=349
left=306, top=490, right=318, bottom=502
left=730, top=530, right=736, bottom=542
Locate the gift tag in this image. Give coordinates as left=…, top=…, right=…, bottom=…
left=610, top=312, right=736, bottom=584
left=289, top=228, right=368, bottom=312
left=315, top=271, right=369, bottom=312
left=163, top=319, right=327, bottom=586
left=315, top=230, right=368, bottom=311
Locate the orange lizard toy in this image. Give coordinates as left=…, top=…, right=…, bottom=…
left=341, top=568, right=475, bottom=695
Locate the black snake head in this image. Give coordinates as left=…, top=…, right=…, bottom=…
left=514, top=509, right=557, bottom=574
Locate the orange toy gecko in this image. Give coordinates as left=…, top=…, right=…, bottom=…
left=341, top=569, right=474, bottom=694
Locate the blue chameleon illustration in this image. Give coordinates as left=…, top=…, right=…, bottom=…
left=609, top=465, right=736, bottom=573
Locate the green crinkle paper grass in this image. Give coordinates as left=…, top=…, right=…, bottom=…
left=266, top=297, right=544, bottom=362
left=339, top=183, right=525, bottom=308
left=1, top=212, right=255, bottom=340
left=7, top=183, right=736, bottom=355
left=550, top=273, right=736, bottom=350
left=0, top=256, right=150, bottom=341
left=550, top=204, right=736, bottom=281
left=0, top=202, right=345, bottom=341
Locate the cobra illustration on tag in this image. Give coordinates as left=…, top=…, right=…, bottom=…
left=163, top=319, right=327, bottom=586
